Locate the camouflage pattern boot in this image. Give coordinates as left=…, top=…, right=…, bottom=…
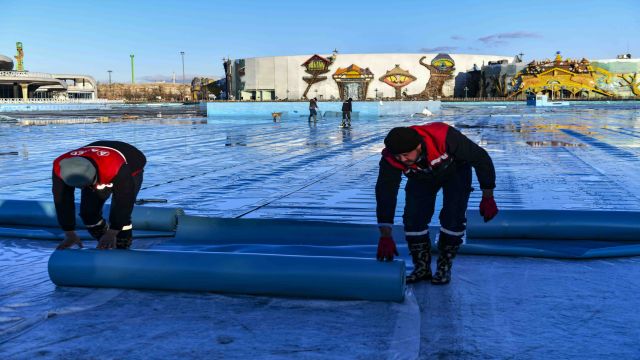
left=406, top=239, right=432, bottom=284
left=431, top=244, right=460, bottom=285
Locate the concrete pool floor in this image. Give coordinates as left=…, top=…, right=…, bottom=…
left=1, top=102, right=639, bottom=359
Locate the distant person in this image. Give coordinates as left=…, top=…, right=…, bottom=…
left=375, top=123, right=498, bottom=285
left=53, top=141, right=146, bottom=250
left=341, top=97, right=353, bottom=127
left=308, top=97, right=319, bottom=122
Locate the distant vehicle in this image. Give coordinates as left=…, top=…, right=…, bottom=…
left=527, top=94, right=569, bottom=107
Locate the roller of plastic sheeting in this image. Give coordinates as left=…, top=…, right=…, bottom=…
left=466, top=210, right=640, bottom=241
left=173, top=215, right=391, bottom=245
left=48, top=249, right=406, bottom=302
left=0, top=199, right=184, bottom=232
left=0, top=227, right=173, bottom=240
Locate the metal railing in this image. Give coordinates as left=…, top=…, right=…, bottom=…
left=0, top=71, right=54, bottom=79
left=0, top=98, right=123, bottom=104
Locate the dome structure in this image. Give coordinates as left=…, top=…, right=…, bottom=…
left=0, top=54, right=14, bottom=71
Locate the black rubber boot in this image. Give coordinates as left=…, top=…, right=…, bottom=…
left=431, top=243, right=460, bottom=285
left=116, top=228, right=132, bottom=249
left=86, top=219, right=108, bottom=240
left=116, top=236, right=132, bottom=249
left=406, top=237, right=432, bottom=284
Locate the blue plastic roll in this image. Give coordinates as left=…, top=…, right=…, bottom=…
left=169, top=212, right=640, bottom=259
left=0, top=226, right=175, bottom=240
left=173, top=215, right=391, bottom=245
left=466, top=210, right=640, bottom=241
left=48, top=249, right=406, bottom=302
left=0, top=199, right=183, bottom=232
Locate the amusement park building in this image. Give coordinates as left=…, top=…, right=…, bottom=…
left=480, top=53, right=640, bottom=99
left=223, top=52, right=514, bottom=101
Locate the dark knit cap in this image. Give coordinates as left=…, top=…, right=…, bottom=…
left=384, top=127, right=422, bottom=154
left=59, top=157, right=96, bottom=187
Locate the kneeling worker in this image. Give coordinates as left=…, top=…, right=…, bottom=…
left=375, top=122, right=498, bottom=285
left=52, top=140, right=146, bottom=250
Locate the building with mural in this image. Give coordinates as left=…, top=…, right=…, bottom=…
left=224, top=52, right=513, bottom=101
left=481, top=52, right=640, bottom=99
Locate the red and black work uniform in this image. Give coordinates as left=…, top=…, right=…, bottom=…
left=375, top=122, right=495, bottom=247
left=52, top=140, right=146, bottom=240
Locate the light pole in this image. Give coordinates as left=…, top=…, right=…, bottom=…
left=180, top=51, right=185, bottom=84
left=107, top=70, right=113, bottom=99
left=375, top=88, right=378, bottom=99
left=464, top=86, right=469, bottom=99
left=130, top=54, right=135, bottom=84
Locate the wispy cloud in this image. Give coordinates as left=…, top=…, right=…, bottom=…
left=478, top=31, right=541, bottom=46
left=420, top=46, right=458, bottom=53
left=450, top=35, right=465, bottom=41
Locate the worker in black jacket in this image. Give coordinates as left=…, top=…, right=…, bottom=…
left=375, top=122, right=498, bottom=285
left=341, top=98, right=353, bottom=127
left=52, top=140, right=146, bottom=250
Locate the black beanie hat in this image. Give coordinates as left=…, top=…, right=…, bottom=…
left=384, top=127, right=422, bottom=154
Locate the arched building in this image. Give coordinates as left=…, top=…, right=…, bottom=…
left=0, top=53, right=97, bottom=100
left=223, top=52, right=513, bottom=101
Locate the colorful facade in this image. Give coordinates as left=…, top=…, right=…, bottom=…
left=483, top=52, right=640, bottom=99
left=225, top=53, right=513, bottom=101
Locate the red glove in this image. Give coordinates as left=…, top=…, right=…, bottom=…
left=377, top=236, right=399, bottom=261
left=479, top=196, right=499, bottom=222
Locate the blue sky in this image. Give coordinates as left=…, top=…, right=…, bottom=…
left=1, top=0, right=638, bottom=83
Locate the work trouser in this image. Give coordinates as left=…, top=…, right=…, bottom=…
left=79, top=171, right=144, bottom=242
left=402, top=164, right=472, bottom=246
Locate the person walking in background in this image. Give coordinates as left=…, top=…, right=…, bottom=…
left=52, top=140, right=146, bottom=250
left=341, top=98, right=353, bottom=127
left=308, top=97, right=319, bottom=122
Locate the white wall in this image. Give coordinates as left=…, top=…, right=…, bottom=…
left=238, top=53, right=514, bottom=99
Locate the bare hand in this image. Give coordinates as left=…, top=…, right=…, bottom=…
left=97, top=230, right=119, bottom=249
left=57, top=231, right=83, bottom=250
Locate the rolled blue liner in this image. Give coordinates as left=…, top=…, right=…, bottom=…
left=175, top=210, right=640, bottom=247
left=173, top=215, right=384, bottom=245
left=0, top=199, right=183, bottom=232
left=0, top=226, right=172, bottom=240
left=466, top=210, right=640, bottom=241
left=48, top=249, right=406, bottom=302
left=170, top=212, right=640, bottom=259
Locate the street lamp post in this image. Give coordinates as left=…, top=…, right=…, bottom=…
left=375, top=88, right=378, bottom=99
left=130, top=55, right=135, bottom=84
left=107, top=70, right=113, bottom=99
left=464, top=86, right=469, bottom=99
left=180, top=51, right=185, bottom=84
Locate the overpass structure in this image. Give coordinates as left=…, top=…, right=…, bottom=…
left=0, top=71, right=97, bottom=100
